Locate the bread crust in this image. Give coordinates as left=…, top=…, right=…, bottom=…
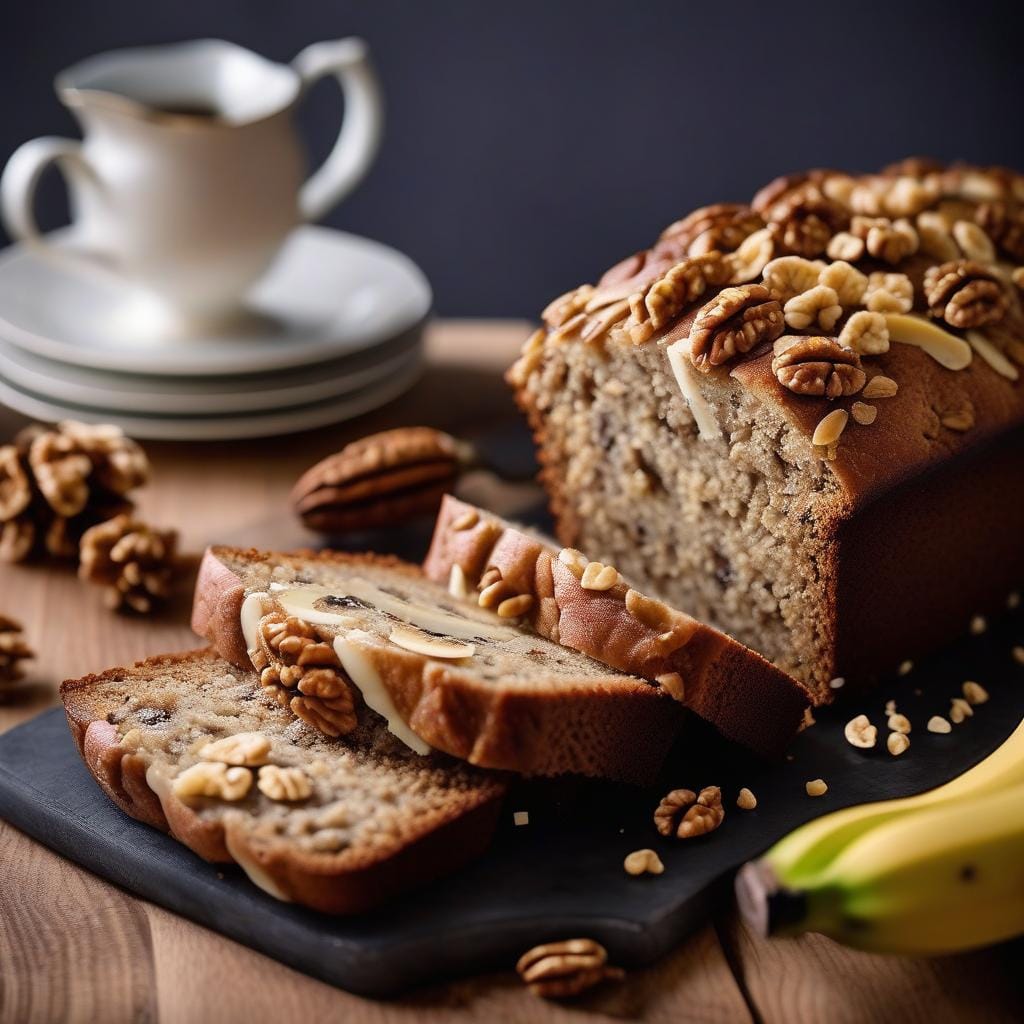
left=60, top=649, right=505, bottom=915
left=425, top=496, right=810, bottom=757
left=192, top=547, right=681, bottom=783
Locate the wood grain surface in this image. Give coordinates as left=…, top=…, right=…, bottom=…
left=0, top=320, right=1020, bottom=1024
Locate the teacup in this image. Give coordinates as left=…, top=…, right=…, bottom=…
left=0, top=38, right=383, bottom=327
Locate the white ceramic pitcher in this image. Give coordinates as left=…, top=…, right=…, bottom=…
left=0, top=38, right=383, bottom=326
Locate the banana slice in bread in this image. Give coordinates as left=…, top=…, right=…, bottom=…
left=61, top=649, right=504, bottom=914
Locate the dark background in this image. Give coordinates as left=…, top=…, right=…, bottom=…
left=3, top=0, right=1022, bottom=316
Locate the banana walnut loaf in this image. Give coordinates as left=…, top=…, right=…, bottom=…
left=509, top=160, right=1024, bottom=701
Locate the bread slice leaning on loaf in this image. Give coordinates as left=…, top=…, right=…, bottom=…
left=423, top=496, right=811, bottom=757
left=192, top=547, right=681, bottom=784
left=61, top=649, right=505, bottom=914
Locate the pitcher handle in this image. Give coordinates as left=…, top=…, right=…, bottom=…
left=292, top=38, right=383, bottom=223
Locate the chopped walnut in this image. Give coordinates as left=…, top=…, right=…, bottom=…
left=688, top=284, right=784, bottom=371
left=623, top=848, right=665, bottom=876
left=883, top=175, right=940, bottom=217
left=976, top=202, right=1024, bottom=263
left=783, top=285, right=842, bottom=332
left=962, top=680, right=989, bottom=705
left=257, top=765, right=313, bottom=802
left=827, top=232, right=865, bottom=262
left=819, top=261, right=868, bottom=307
left=516, top=939, right=624, bottom=999
left=805, top=778, right=829, bottom=797
left=580, top=561, right=620, bottom=591
left=952, top=221, right=996, bottom=263
left=255, top=613, right=357, bottom=737
left=0, top=615, right=32, bottom=688
left=78, top=514, right=179, bottom=613
left=172, top=762, right=253, bottom=802
left=736, top=788, right=757, bottom=810
left=726, top=228, right=776, bottom=283
left=659, top=203, right=764, bottom=256
left=844, top=714, right=877, bottom=749
left=627, top=253, right=729, bottom=343
left=927, top=715, right=952, bottom=734
left=887, top=732, right=910, bottom=756
left=768, top=188, right=848, bottom=258
left=923, top=260, right=1009, bottom=328
left=762, top=256, right=823, bottom=302
left=839, top=311, right=890, bottom=355
left=199, top=732, right=272, bottom=767
left=542, top=285, right=595, bottom=328
left=851, top=401, right=877, bottom=425
left=772, top=336, right=865, bottom=398
left=863, top=272, right=914, bottom=314
left=654, top=786, right=724, bottom=839
left=850, top=216, right=919, bottom=265
left=508, top=328, right=546, bottom=388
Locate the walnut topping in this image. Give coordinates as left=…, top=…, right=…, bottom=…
left=660, top=203, right=764, bottom=256
left=888, top=712, right=912, bottom=734
left=688, top=285, right=784, bottom=372
left=783, top=286, right=842, bottom=332
left=726, top=227, right=775, bottom=283
left=923, top=260, right=1009, bottom=328
left=839, top=311, right=890, bottom=355
left=557, top=547, right=588, bottom=579
left=768, top=189, right=848, bottom=258
left=580, top=561, right=619, bottom=591
left=818, top=261, right=868, bottom=307
left=916, top=211, right=960, bottom=262
left=508, top=328, right=547, bottom=388
left=976, top=202, right=1024, bottom=262
left=827, top=232, right=866, bottom=262
left=542, top=285, right=595, bottom=328
left=516, top=939, right=624, bottom=999
left=851, top=401, right=877, bottom=425
left=199, top=732, right=272, bottom=767
left=172, top=762, right=253, bottom=802
left=626, top=253, right=729, bottom=343
left=927, top=715, right=952, bottom=734
left=256, top=613, right=357, bottom=738
left=761, top=256, right=823, bottom=302
left=772, top=336, right=865, bottom=398
left=257, top=765, right=313, bottom=802
left=861, top=372, right=897, bottom=398
left=654, top=786, right=725, bottom=839
left=805, top=778, right=828, bottom=797
left=736, top=788, right=757, bottom=810
left=0, top=615, right=32, bottom=688
left=812, top=408, right=850, bottom=448
left=888, top=732, right=910, bottom=756
left=623, top=848, right=665, bottom=876
left=962, top=680, right=989, bottom=705
left=863, top=272, right=914, bottom=314
left=844, top=714, right=878, bottom=749
left=883, top=175, right=940, bottom=217
left=850, top=216, right=919, bottom=265
left=952, top=221, right=996, bottom=263
left=78, top=515, right=179, bottom=613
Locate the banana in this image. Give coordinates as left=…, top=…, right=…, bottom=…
left=765, top=715, right=1024, bottom=882
left=764, top=782, right=1024, bottom=954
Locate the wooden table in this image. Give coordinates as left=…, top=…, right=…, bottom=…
left=1, top=320, right=1020, bottom=1024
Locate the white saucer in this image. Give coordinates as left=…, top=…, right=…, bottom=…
left=0, top=325, right=423, bottom=416
left=0, top=226, right=432, bottom=376
left=0, top=355, right=425, bottom=441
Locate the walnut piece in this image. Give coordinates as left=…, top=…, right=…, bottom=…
left=863, top=272, right=914, bottom=314
left=579, top=561, right=620, bottom=591
left=688, top=284, right=784, bottom=371
left=255, top=613, right=358, bottom=737
left=172, top=762, right=253, bottom=802
left=818, top=261, right=868, bottom=307
left=761, top=256, right=822, bottom=302
left=768, top=188, right=848, bottom=258
left=516, top=939, right=624, bottom=999
left=199, top=732, right=272, bottom=767
left=0, top=615, right=32, bottom=688
left=726, top=228, right=775, bottom=283
left=542, top=284, right=595, bottom=328
left=0, top=446, right=31, bottom=521
left=923, top=260, right=1009, bottom=328
left=772, top=336, right=865, bottom=398
left=257, top=765, right=313, bottom=801
left=623, top=848, right=665, bottom=876
left=827, top=232, right=865, bottom=262
left=626, top=253, right=729, bottom=343
left=654, top=786, right=725, bottom=839
left=976, top=202, right=1024, bottom=263
left=659, top=203, right=764, bottom=256
left=78, top=514, right=179, bottom=614
left=839, top=311, right=890, bottom=355
left=850, top=216, right=919, bottom=265
left=844, top=714, right=878, bottom=749
left=783, top=285, right=842, bottom=332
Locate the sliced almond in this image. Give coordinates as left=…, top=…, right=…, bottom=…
left=966, top=330, right=1020, bottom=381
left=388, top=624, right=475, bottom=660
left=812, top=409, right=849, bottom=447
left=863, top=375, right=899, bottom=399
left=884, top=314, right=973, bottom=370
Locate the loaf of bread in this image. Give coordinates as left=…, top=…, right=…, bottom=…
left=61, top=649, right=505, bottom=914
left=423, top=495, right=809, bottom=756
left=192, top=547, right=681, bottom=783
left=509, top=160, right=1024, bottom=701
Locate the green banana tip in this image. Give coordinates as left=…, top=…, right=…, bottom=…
left=735, top=860, right=809, bottom=937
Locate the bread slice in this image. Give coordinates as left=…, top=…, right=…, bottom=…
left=60, top=649, right=505, bottom=915
left=423, top=496, right=810, bottom=757
left=192, top=548, right=680, bottom=784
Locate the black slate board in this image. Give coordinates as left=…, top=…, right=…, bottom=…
left=1, top=606, right=1022, bottom=997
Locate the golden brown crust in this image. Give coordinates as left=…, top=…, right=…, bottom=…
left=59, top=649, right=505, bottom=914
left=424, top=497, right=810, bottom=757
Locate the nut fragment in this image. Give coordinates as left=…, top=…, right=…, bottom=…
left=736, top=788, right=757, bottom=811
left=726, top=228, right=775, bottom=283
left=949, top=697, right=974, bottom=724
left=887, top=732, right=910, bottom=756
left=172, top=762, right=253, bottom=802
left=916, top=212, right=960, bottom=262
left=627, top=253, right=729, bottom=343
left=976, top=201, right=1024, bottom=262
left=962, top=680, right=989, bottom=705
left=199, top=732, right=272, bottom=767
left=844, top=714, right=878, bottom=749
left=969, top=615, right=987, bottom=636
left=516, top=939, right=624, bottom=999
left=927, top=716, right=952, bottom=734
left=818, top=261, right=868, bottom=307
left=863, top=272, right=914, bottom=314
left=496, top=594, right=535, bottom=618
left=887, top=713, right=912, bottom=734
left=851, top=402, right=877, bottom=425
left=772, top=336, right=865, bottom=399
left=542, top=285, right=595, bottom=328
left=952, top=220, right=996, bottom=263
left=851, top=216, right=919, bottom=265
left=923, top=260, right=1009, bottom=329
left=656, top=672, right=686, bottom=702
left=389, top=624, right=476, bottom=659
left=862, top=375, right=899, bottom=399
left=557, top=547, right=588, bottom=579
left=940, top=407, right=975, bottom=432
left=805, top=779, right=828, bottom=797
left=812, top=409, right=849, bottom=448
left=257, top=765, right=313, bottom=802
left=654, top=786, right=724, bottom=839
left=768, top=189, right=848, bottom=258
left=762, top=256, right=822, bottom=302
left=0, top=615, right=33, bottom=687
left=839, top=311, right=889, bottom=355
left=688, top=284, right=785, bottom=371
left=783, top=285, right=842, bottom=332
left=580, top=561, right=620, bottom=591
left=623, top=849, right=665, bottom=876
left=660, top=203, right=764, bottom=256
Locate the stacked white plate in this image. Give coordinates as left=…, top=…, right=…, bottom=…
left=0, top=226, right=432, bottom=440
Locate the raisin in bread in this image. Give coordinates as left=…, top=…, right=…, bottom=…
left=60, top=649, right=504, bottom=914
left=508, top=160, right=1024, bottom=701
left=192, top=548, right=680, bottom=784
left=423, top=496, right=810, bottom=757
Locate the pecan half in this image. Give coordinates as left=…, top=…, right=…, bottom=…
left=688, top=285, right=784, bottom=372
left=767, top=189, right=849, bottom=258
left=291, top=427, right=476, bottom=534
left=923, top=260, right=1009, bottom=329
left=660, top=203, right=765, bottom=256
left=975, top=202, right=1024, bottom=263
left=654, top=786, right=725, bottom=839
left=516, top=939, right=624, bottom=999
left=772, top=336, right=866, bottom=399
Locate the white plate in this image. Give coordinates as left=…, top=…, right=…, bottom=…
left=0, top=226, right=432, bottom=376
left=0, top=356, right=424, bottom=441
left=0, top=324, right=423, bottom=415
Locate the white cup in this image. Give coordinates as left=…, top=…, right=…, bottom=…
left=0, top=38, right=383, bottom=328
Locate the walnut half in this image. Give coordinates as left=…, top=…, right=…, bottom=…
left=654, top=786, right=725, bottom=839
left=923, top=260, right=1009, bottom=329
left=772, top=336, right=866, bottom=399
left=688, top=284, right=784, bottom=372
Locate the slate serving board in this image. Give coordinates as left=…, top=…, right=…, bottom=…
left=1, top=606, right=1022, bottom=997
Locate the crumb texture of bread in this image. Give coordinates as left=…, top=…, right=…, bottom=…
left=60, top=650, right=504, bottom=915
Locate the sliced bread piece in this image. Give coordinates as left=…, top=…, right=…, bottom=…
left=192, top=548, right=680, bottom=784
left=423, top=496, right=811, bottom=757
left=60, top=649, right=505, bottom=915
